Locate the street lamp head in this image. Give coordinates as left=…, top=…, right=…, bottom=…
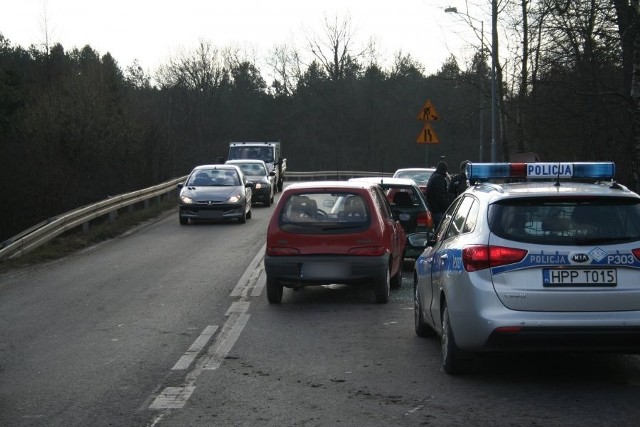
left=444, top=7, right=458, bottom=13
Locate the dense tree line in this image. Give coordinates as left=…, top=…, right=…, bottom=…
left=1, top=2, right=640, bottom=242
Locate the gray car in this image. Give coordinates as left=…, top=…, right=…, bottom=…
left=412, top=161, right=640, bottom=374
left=177, top=164, right=253, bottom=225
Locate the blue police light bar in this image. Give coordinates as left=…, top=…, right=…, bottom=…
left=467, top=162, right=616, bottom=182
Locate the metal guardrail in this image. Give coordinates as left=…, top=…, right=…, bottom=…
left=0, top=171, right=393, bottom=260
left=0, top=176, right=188, bottom=260
left=285, top=170, right=393, bottom=180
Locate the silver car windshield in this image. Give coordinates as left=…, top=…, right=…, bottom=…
left=187, top=170, right=240, bottom=186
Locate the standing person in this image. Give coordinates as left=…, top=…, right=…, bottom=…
left=449, top=160, right=470, bottom=198
left=426, top=160, right=452, bottom=229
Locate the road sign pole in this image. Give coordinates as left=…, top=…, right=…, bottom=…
left=425, top=143, right=429, bottom=168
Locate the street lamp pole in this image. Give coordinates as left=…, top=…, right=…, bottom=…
left=490, top=0, right=498, bottom=162
left=479, top=20, right=484, bottom=162
left=444, top=6, right=487, bottom=162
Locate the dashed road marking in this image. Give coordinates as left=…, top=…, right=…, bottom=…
left=149, top=250, right=262, bottom=411
left=231, top=244, right=265, bottom=297
left=171, top=325, right=219, bottom=370
left=149, top=386, right=195, bottom=409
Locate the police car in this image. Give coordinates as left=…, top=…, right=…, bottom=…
left=412, top=162, right=640, bottom=374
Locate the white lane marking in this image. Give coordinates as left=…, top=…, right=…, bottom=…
left=172, top=325, right=219, bottom=370
left=204, top=312, right=250, bottom=370
left=231, top=244, right=265, bottom=297
left=150, top=249, right=265, bottom=410
left=227, top=301, right=250, bottom=315
left=250, top=268, right=266, bottom=297
left=149, top=386, right=196, bottom=409
left=150, top=302, right=251, bottom=409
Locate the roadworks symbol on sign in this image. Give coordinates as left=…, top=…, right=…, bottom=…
left=417, top=122, right=440, bottom=144
left=417, top=99, right=440, bottom=122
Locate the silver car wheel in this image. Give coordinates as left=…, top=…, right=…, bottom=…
left=441, top=303, right=472, bottom=374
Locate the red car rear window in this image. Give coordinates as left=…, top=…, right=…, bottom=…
left=279, top=192, right=371, bottom=234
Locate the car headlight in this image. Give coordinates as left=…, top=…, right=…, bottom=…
left=254, top=183, right=264, bottom=189
left=180, top=195, right=195, bottom=204
left=228, top=194, right=242, bottom=203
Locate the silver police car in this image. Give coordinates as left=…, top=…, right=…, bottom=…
left=412, top=162, right=640, bottom=374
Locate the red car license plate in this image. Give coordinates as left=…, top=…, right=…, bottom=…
left=302, top=263, right=350, bottom=278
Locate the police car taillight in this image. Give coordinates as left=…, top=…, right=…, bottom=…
left=467, top=162, right=615, bottom=182
left=462, top=245, right=528, bottom=272
left=633, top=248, right=640, bottom=261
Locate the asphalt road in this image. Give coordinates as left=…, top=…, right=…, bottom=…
left=2, top=195, right=640, bottom=426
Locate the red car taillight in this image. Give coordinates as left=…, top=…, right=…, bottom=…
left=267, top=247, right=301, bottom=256
left=417, top=211, right=433, bottom=229
left=462, top=245, right=527, bottom=272
left=633, top=248, right=640, bottom=261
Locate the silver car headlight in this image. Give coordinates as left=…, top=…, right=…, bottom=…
left=254, top=183, right=264, bottom=189
left=181, top=195, right=195, bottom=204
left=228, top=194, right=242, bottom=203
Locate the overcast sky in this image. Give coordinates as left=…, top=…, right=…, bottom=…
left=1, top=0, right=485, bottom=79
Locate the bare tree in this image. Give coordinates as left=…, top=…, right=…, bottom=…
left=155, top=40, right=226, bottom=91
left=305, top=13, right=368, bottom=82
left=39, top=1, right=55, bottom=56
left=267, top=43, right=301, bottom=96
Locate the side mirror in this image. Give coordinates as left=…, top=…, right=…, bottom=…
left=245, top=182, right=254, bottom=188
left=177, top=183, right=184, bottom=189
left=407, top=232, right=434, bottom=248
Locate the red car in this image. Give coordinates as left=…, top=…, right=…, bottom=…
left=264, top=181, right=406, bottom=304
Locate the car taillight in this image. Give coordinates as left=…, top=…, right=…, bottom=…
left=462, top=245, right=528, bottom=272
left=633, top=249, right=640, bottom=261
left=417, top=211, right=433, bottom=229
left=267, top=247, right=300, bottom=256
left=347, top=246, right=387, bottom=256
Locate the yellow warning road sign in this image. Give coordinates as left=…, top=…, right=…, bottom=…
left=417, top=99, right=440, bottom=122
left=417, top=123, right=440, bottom=144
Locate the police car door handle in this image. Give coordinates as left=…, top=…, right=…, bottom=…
left=439, top=254, right=448, bottom=260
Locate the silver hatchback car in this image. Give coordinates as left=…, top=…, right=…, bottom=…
left=412, top=162, right=640, bottom=374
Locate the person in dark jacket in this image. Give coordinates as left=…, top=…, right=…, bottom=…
left=448, top=160, right=470, bottom=198
left=426, top=160, right=452, bottom=228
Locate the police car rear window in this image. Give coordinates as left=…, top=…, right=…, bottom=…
left=488, top=197, right=640, bottom=245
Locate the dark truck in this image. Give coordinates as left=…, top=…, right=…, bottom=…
left=228, top=142, right=287, bottom=192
